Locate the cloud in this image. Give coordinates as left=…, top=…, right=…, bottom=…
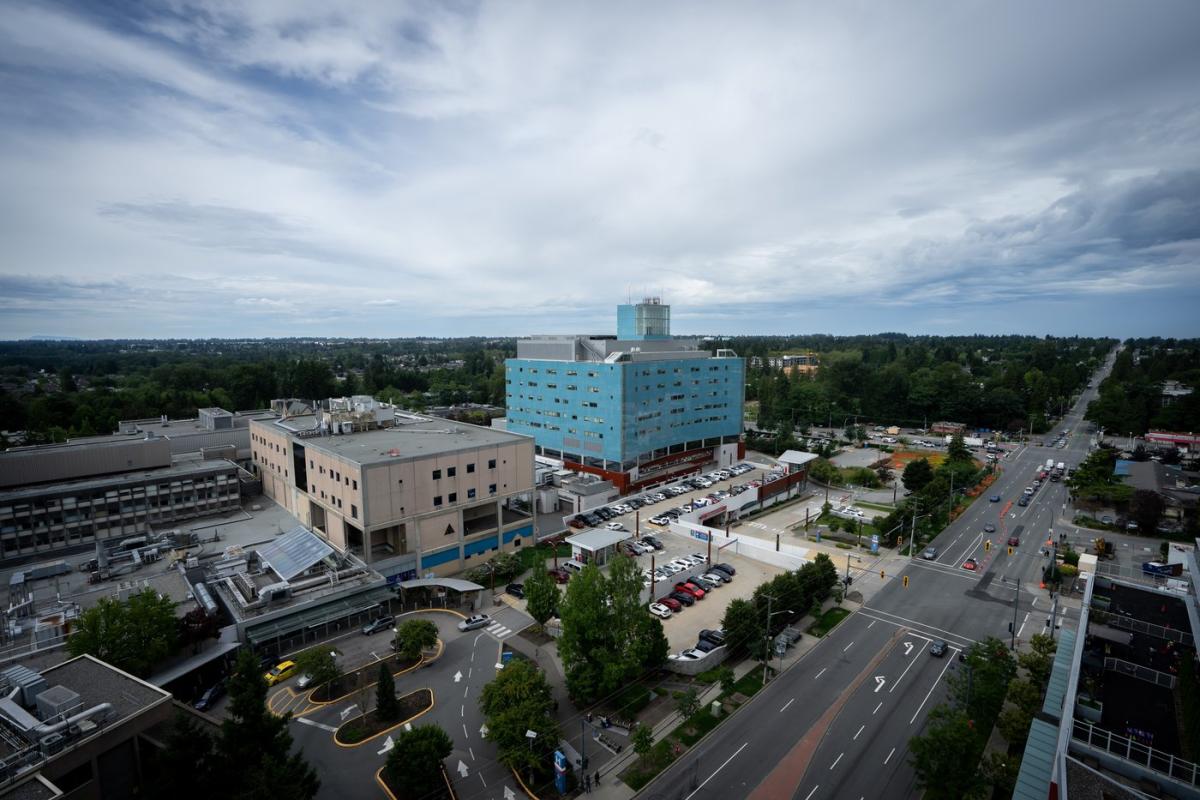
left=0, top=1, right=1198, bottom=339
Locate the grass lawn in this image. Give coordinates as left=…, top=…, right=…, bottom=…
left=807, top=607, right=851, bottom=638
left=890, top=449, right=946, bottom=470
left=857, top=500, right=896, bottom=512
left=622, top=739, right=682, bottom=791
left=517, top=542, right=572, bottom=573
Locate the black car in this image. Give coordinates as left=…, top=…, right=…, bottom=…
left=362, top=616, right=396, bottom=635
left=506, top=583, right=525, bottom=599
left=698, top=629, right=726, bottom=646
left=669, top=590, right=696, bottom=607
left=596, top=508, right=614, bottom=520
left=929, top=640, right=948, bottom=658
left=194, top=679, right=226, bottom=712
left=641, top=535, right=664, bottom=550
left=694, top=638, right=719, bottom=653
left=711, top=563, right=736, bottom=577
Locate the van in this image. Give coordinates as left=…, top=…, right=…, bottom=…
left=562, top=559, right=586, bottom=573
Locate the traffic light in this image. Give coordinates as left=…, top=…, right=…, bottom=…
left=1008, top=546, right=1014, bottom=556
left=985, top=540, right=991, bottom=552
left=902, top=575, right=909, bottom=588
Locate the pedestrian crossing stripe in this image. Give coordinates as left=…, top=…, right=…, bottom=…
left=487, top=623, right=512, bottom=639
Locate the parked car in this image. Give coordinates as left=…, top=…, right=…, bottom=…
left=675, top=582, right=705, bottom=600
left=264, top=660, right=298, bottom=687
left=929, top=640, right=948, bottom=657
left=458, top=614, right=492, bottom=632
left=698, top=629, right=726, bottom=646
left=362, top=616, right=396, bottom=636
left=641, top=535, right=664, bottom=550
left=692, top=575, right=719, bottom=591
left=1017, top=496, right=1030, bottom=507
left=606, top=522, right=626, bottom=531
left=694, top=638, right=719, bottom=653
left=702, top=571, right=731, bottom=585
left=506, top=583, right=525, bottom=599
left=650, top=516, right=670, bottom=526
left=669, top=590, right=696, bottom=607
left=681, top=648, right=708, bottom=659
left=194, top=679, right=226, bottom=711
left=648, top=602, right=672, bottom=619
left=712, top=562, right=736, bottom=576
left=658, top=596, right=683, bottom=612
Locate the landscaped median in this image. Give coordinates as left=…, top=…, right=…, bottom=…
left=334, top=687, right=435, bottom=746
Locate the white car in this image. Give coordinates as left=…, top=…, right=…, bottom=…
left=606, top=522, right=626, bottom=531
left=650, top=516, right=670, bottom=526
left=681, top=648, right=707, bottom=659
left=648, top=602, right=672, bottom=619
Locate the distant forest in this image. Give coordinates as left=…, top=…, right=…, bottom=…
left=5, top=333, right=1192, bottom=448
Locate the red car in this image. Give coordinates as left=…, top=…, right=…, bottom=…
left=1007, top=535, right=1020, bottom=547
left=547, top=568, right=570, bottom=584
left=675, top=582, right=705, bottom=599
left=658, top=596, right=683, bottom=612
left=962, top=558, right=978, bottom=571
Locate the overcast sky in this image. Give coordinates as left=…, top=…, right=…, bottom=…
left=2, top=1, right=1199, bottom=341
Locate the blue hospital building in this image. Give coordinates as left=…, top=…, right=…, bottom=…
left=505, top=299, right=745, bottom=493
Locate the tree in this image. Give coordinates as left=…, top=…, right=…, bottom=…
left=394, top=618, right=439, bottom=662
left=909, top=706, right=988, bottom=800
left=676, top=687, right=700, bottom=719
left=480, top=660, right=560, bottom=776
left=68, top=588, right=178, bottom=677
left=147, top=712, right=218, bottom=800
left=385, top=724, right=453, bottom=800
left=631, top=723, right=654, bottom=757
left=294, top=646, right=340, bottom=691
left=376, top=662, right=399, bottom=722
left=902, top=458, right=935, bottom=493
left=721, top=597, right=766, bottom=659
left=523, top=566, right=559, bottom=628
left=715, top=666, right=736, bottom=696
left=947, top=433, right=972, bottom=463
left=557, top=564, right=613, bottom=702
left=1017, top=634, right=1057, bottom=686
left=1131, top=489, right=1165, bottom=535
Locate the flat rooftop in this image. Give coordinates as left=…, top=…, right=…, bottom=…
left=0, top=459, right=238, bottom=504
left=261, top=415, right=531, bottom=466
left=39, top=653, right=171, bottom=725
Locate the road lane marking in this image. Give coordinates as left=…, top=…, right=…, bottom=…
left=867, top=620, right=876, bottom=629
left=815, top=667, right=827, bottom=679
left=461, top=705, right=464, bottom=717
left=803, top=786, right=819, bottom=800
left=858, top=608, right=977, bottom=646
left=780, top=698, right=795, bottom=712
left=843, top=642, right=854, bottom=652
left=685, top=742, right=748, bottom=799
left=469, top=746, right=475, bottom=761
left=910, top=655, right=955, bottom=725
left=296, top=718, right=337, bottom=732
left=854, top=724, right=865, bottom=740
left=884, top=747, right=896, bottom=765
left=889, top=640, right=925, bottom=693
left=464, top=685, right=470, bottom=698
left=829, top=753, right=843, bottom=770
left=463, top=723, right=468, bottom=738
left=873, top=701, right=882, bottom=715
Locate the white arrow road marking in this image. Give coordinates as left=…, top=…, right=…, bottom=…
left=504, top=788, right=517, bottom=800
left=903, top=641, right=913, bottom=656
left=454, top=670, right=463, bottom=683
left=339, top=704, right=359, bottom=721
left=296, top=718, right=337, bottom=732
left=874, top=676, right=886, bottom=693
left=457, top=760, right=470, bottom=778
left=480, top=723, right=489, bottom=737
left=377, top=735, right=394, bottom=755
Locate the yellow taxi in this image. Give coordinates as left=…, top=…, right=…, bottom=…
left=264, top=660, right=298, bottom=686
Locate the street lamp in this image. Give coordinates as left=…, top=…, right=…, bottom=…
left=525, top=729, right=539, bottom=783
left=762, top=594, right=793, bottom=686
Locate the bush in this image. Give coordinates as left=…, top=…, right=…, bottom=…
left=613, top=683, right=652, bottom=716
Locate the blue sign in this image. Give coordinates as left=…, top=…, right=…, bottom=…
left=554, top=750, right=568, bottom=794
left=501, top=650, right=514, bottom=664
left=871, top=534, right=879, bottom=554
left=690, top=530, right=711, bottom=542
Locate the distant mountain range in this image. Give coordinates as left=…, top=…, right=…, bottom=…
left=25, top=335, right=82, bottom=341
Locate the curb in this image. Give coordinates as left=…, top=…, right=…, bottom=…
left=334, top=688, right=435, bottom=748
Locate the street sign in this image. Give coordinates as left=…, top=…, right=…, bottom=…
left=871, top=534, right=879, bottom=554
left=554, top=750, right=568, bottom=794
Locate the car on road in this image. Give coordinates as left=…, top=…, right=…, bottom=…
left=929, top=640, right=948, bottom=657
left=194, top=679, right=226, bottom=711
left=1018, top=496, right=1030, bottom=507
left=658, top=596, right=683, bottom=612
left=1101, top=515, right=1114, bottom=525
left=990, top=494, right=1001, bottom=502
left=506, top=583, right=525, bottom=599
left=669, top=590, right=696, bottom=607
left=648, top=602, right=672, bottom=619
left=458, top=614, right=492, bottom=632
left=1023, top=486, right=1034, bottom=495
left=362, top=616, right=396, bottom=636
left=984, top=523, right=996, bottom=533
left=264, top=660, right=298, bottom=687
left=1007, top=535, right=1020, bottom=547
left=962, top=558, right=978, bottom=571
left=921, top=546, right=938, bottom=560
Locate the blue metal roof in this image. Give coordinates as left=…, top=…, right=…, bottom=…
left=1114, top=459, right=1133, bottom=476
left=1013, top=718, right=1059, bottom=800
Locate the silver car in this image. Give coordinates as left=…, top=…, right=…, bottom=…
left=458, top=614, right=492, bottom=632
left=922, top=546, right=938, bottom=560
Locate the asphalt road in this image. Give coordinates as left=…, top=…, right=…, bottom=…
left=639, top=350, right=1116, bottom=799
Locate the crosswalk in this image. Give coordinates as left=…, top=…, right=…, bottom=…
left=485, top=620, right=514, bottom=640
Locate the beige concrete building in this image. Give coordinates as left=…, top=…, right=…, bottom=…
left=250, top=403, right=536, bottom=581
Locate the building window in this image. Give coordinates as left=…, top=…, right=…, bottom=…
left=447, top=466, right=456, bottom=478
left=488, top=484, right=497, bottom=495
left=353, top=479, right=358, bottom=490
left=467, top=463, right=475, bottom=473
left=449, top=492, right=457, bottom=503
left=432, top=469, right=442, bottom=480
left=434, top=496, right=443, bottom=507
left=488, top=459, right=497, bottom=469
left=467, top=488, right=476, bottom=499
left=351, top=504, right=358, bottom=518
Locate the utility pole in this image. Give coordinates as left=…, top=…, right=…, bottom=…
left=1011, top=577, right=1020, bottom=651
left=763, top=593, right=773, bottom=687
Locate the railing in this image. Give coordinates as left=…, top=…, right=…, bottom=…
left=1103, top=656, right=1176, bottom=689
left=1072, top=719, right=1200, bottom=787
left=1090, top=609, right=1194, bottom=645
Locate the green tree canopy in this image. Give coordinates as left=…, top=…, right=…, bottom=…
left=294, top=646, right=340, bottom=691
left=480, top=660, right=560, bottom=775
left=385, top=724, right=453, bottom=800
left=67, top=588, right=178, bottom=677
left=376, top=662, right=399, bottom=722
left=902, top=458, right=935, bottom=493
left=394, top=618, right=439, bottom=662
left=523, top=565, right=559, bottom=628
